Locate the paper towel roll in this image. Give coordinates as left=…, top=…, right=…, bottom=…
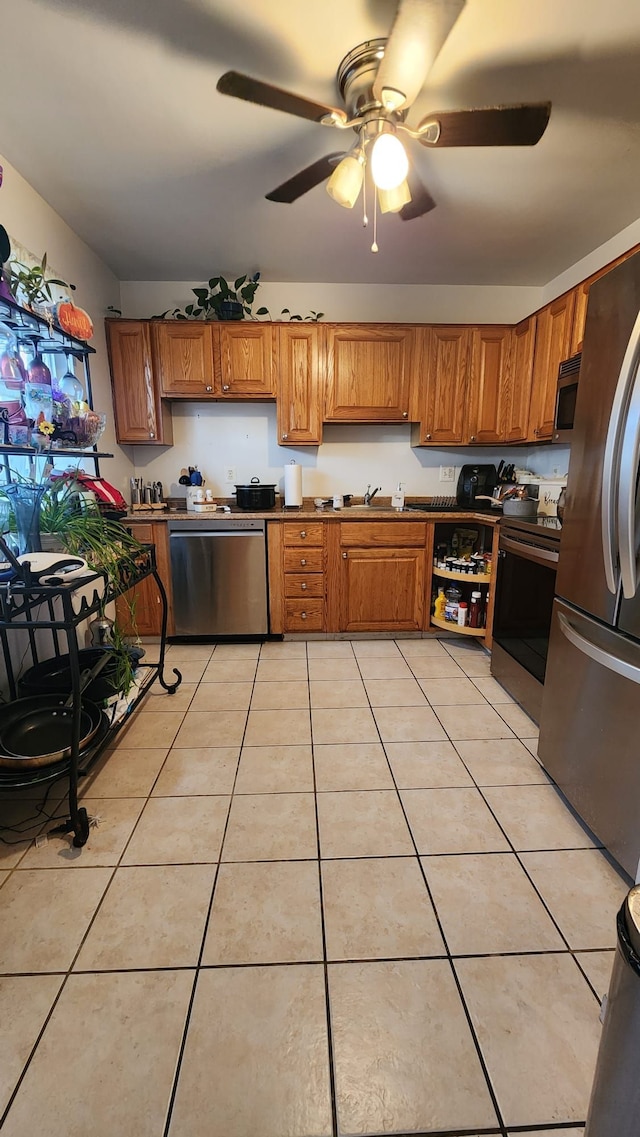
left=284, top=461, right=303, bottom=507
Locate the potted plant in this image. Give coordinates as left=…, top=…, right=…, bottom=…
left=5, top=252, right=75, bottom=314
left=155, top=272, right=325, bottom=323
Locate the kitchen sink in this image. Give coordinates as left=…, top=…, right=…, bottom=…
left=344, top=505, right=400, bottom=512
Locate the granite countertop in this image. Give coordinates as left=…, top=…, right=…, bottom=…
left=126, top=501, right=500, bottom=525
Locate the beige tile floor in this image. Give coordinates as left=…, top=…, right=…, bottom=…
left=0, top=635, right=630, bottom=1137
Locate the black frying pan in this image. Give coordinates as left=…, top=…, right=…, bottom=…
left=0, top=695, right=103, bottom=769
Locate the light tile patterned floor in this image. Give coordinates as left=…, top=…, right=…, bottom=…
left=0, top=636, right=629, bottom=1137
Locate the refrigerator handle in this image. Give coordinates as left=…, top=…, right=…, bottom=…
left=558, top=611, right=640, bottom=686
left=617, top=322, right=640, bottom=598
left=602, top=309, right=640, bottom=595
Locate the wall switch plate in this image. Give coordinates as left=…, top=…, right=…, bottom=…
left=224, top=466, right=236, bottom=484
left=439, top=466, right=455, bottom=482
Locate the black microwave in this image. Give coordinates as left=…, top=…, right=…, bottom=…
left=553, top=352, right=581, bottom=443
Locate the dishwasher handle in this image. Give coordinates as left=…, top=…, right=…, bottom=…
left=169, top=530, right=261, bottom=539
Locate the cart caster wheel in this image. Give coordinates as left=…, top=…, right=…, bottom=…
left=72, top=807, right=90, bottom=848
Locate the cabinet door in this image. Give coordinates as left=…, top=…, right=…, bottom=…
left=106, top=320, right=171, bottom=445
left=413, top=326, right=471, bottom=444
left=216, top=324, right=275, bottom=397
left=340, top=547, right=425, bottom=631
left=569, top=281, right=590, bottom=355
left=152, top=322, right=215, bottom=397
left=504, top=315, right=536, bottom=443
left=324, top=324, right=413, bottom=421
left=277, top=325, right=322, bottom=445
left=116, top=573, right=163, bottom=636
left=467, top=326, right=511, bottom=444
left=528, top=292, right=576, bottom=440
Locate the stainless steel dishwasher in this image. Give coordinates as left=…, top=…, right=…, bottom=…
left=168, top=518, right=268, bottom=636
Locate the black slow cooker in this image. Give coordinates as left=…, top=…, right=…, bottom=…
left=234, top=477, right=278, bottom=510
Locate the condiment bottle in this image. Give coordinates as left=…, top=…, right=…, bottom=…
left=433, top=586, right=446, bottom=620
left=444, top=584, right=462, bottom=623
left=457, top=600, right=468, bottom=627
left=469, top=590, right=483, bottom=628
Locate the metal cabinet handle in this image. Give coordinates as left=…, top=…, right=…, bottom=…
left=426, top=433, right=432, bottom=440
left=301, top=582, right=307, bottom=590
left=402, top=410, right=408, bottom=418
left=342, top=552, right=347, bottom=559
left=300, top=530, right=306, bottom=538
left=282, top=433, right=289, bottom=440
left=301, top=611, right=307, bottom=619
left=470, top=434, right=476, bottom=442
left=534, top=427, right=539, bottom=436
left=149, top=431, right=155, bottom=438
left=205, top=385, right=212, bottom=392
left=300, top=558, right=306, bottom=565
left=223, top=384, right=230, bottom=391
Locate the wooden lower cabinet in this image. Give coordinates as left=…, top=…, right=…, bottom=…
left=115, top=521, right=173, bottom=637
left=337, top=521, right=427, bottom=632
left=275, top=521, right=326, bottom=632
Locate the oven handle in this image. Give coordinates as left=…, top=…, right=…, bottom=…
left=499, top=535, right=559, bottom=567
left=558, top=611, right=640, bottom=686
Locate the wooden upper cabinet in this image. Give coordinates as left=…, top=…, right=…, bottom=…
left=106, top=320, right=172, bottom=445
left=215, top=324, right=275, bottom=397
left=528, top=291, right=576, bottom=440
left=277, top=325, right=322, bottom=445
left=467, top=326, right=511, bottom=445
left=504, top=315, right=536, bottom=444
left=324, top=324, right=413, bottom=421
left=569, top=282, right=590, bottom=356
left=152, top=321, right=215, bottom=398
left=412, top=326, right=472, bottom=445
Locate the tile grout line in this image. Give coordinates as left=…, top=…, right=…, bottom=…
left=160, top=642, right=258, bottom=1137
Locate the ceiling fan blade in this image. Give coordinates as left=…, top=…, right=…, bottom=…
left=265, top=154, right=346, bottom=203
left=399, top=173, right=437, bottom=221
left=418, top=102, right=552, bottom=146
left=217, top=71, right=346, bottom=124
left=373, top=0, right=466, bottom=112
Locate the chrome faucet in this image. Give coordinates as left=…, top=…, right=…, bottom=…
left=363, top=484, right=380, bottom=505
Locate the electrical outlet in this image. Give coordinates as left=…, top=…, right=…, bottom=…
left=439, top=465, right=455, bottom=482
left=224, top=466, right=236, bottom=484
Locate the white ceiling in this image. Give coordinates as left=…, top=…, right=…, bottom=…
left=2, top=0, right=640, bottom=286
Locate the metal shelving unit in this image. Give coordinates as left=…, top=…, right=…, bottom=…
left=0, top=550, right=181, bottom=844
left=0, top=295, right=181, bottom=845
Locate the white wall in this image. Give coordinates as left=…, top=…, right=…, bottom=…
left=131, top=401, right=568, bottom=503
left=0, top=154, right=133, bottom=494
left=120, top=280, right=542, bottom=326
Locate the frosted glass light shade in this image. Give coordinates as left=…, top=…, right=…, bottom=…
left=326, top=155, right=364, bottom=208
left=370, top=133, right=409, bottom=191
left=378, top=179, right=412, bottom=213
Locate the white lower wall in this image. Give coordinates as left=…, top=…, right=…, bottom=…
left=0, top=154, right=134, bottom=496
left=131, top=402, right=568, bottom=504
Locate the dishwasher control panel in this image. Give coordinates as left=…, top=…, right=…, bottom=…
left=168, top=519, right=266, bottom=533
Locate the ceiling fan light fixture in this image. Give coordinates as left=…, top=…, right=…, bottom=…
left=378, top=179, right=412, bottom=213
left=379, top=86, right=407, bottom=112
left=326, top=152, right=365, bottom=208
left=370, top=131, right=409, bottom=191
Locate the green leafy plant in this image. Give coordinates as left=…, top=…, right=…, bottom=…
left=6, top=253, right=76, bottom=309
left=154, top=271, right=323, bottom=322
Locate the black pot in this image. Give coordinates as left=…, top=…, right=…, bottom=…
left=234, top=478, right=278, bottom=511
left=218, top=300, right=244, bottom=321
left=18, top=646, right=145, bottom=704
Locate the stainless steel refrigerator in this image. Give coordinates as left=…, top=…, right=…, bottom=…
left=539, top=252, right=640, bottom=880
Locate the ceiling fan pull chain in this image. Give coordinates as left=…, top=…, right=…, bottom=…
left=371, top=185, right=379, bottom=253
left=362, top=164, right=368, bottom=228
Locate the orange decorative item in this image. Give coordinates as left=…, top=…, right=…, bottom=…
left=55, top=301, right=93, bottom=341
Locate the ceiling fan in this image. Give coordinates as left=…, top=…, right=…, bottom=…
left=216, top=0, right=551, bottom=247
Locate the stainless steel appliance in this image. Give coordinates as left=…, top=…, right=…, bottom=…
left=168, top=518, right=268, bottom=637
left=491, top=516, right=561, bottom=723
left=456, top=464, right=497, bottom=509
left=539, top=252, right=640, bottom=878
left=553, top=351, right=581, bottom=443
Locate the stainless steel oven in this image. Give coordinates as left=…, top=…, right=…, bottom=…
left=490, top=517, right=561, bottom=723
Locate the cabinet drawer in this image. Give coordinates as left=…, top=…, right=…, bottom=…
left=282, top=522, right=324, bottom=546
left=284, top=573, right=324, bottom=598
left=340, top=521, right=427, bottom=547
left=283, top=548, right=324, bottom=573
left=284, top=599, right=325, bottom=631
left=128, top=523, right=153, bottom=543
